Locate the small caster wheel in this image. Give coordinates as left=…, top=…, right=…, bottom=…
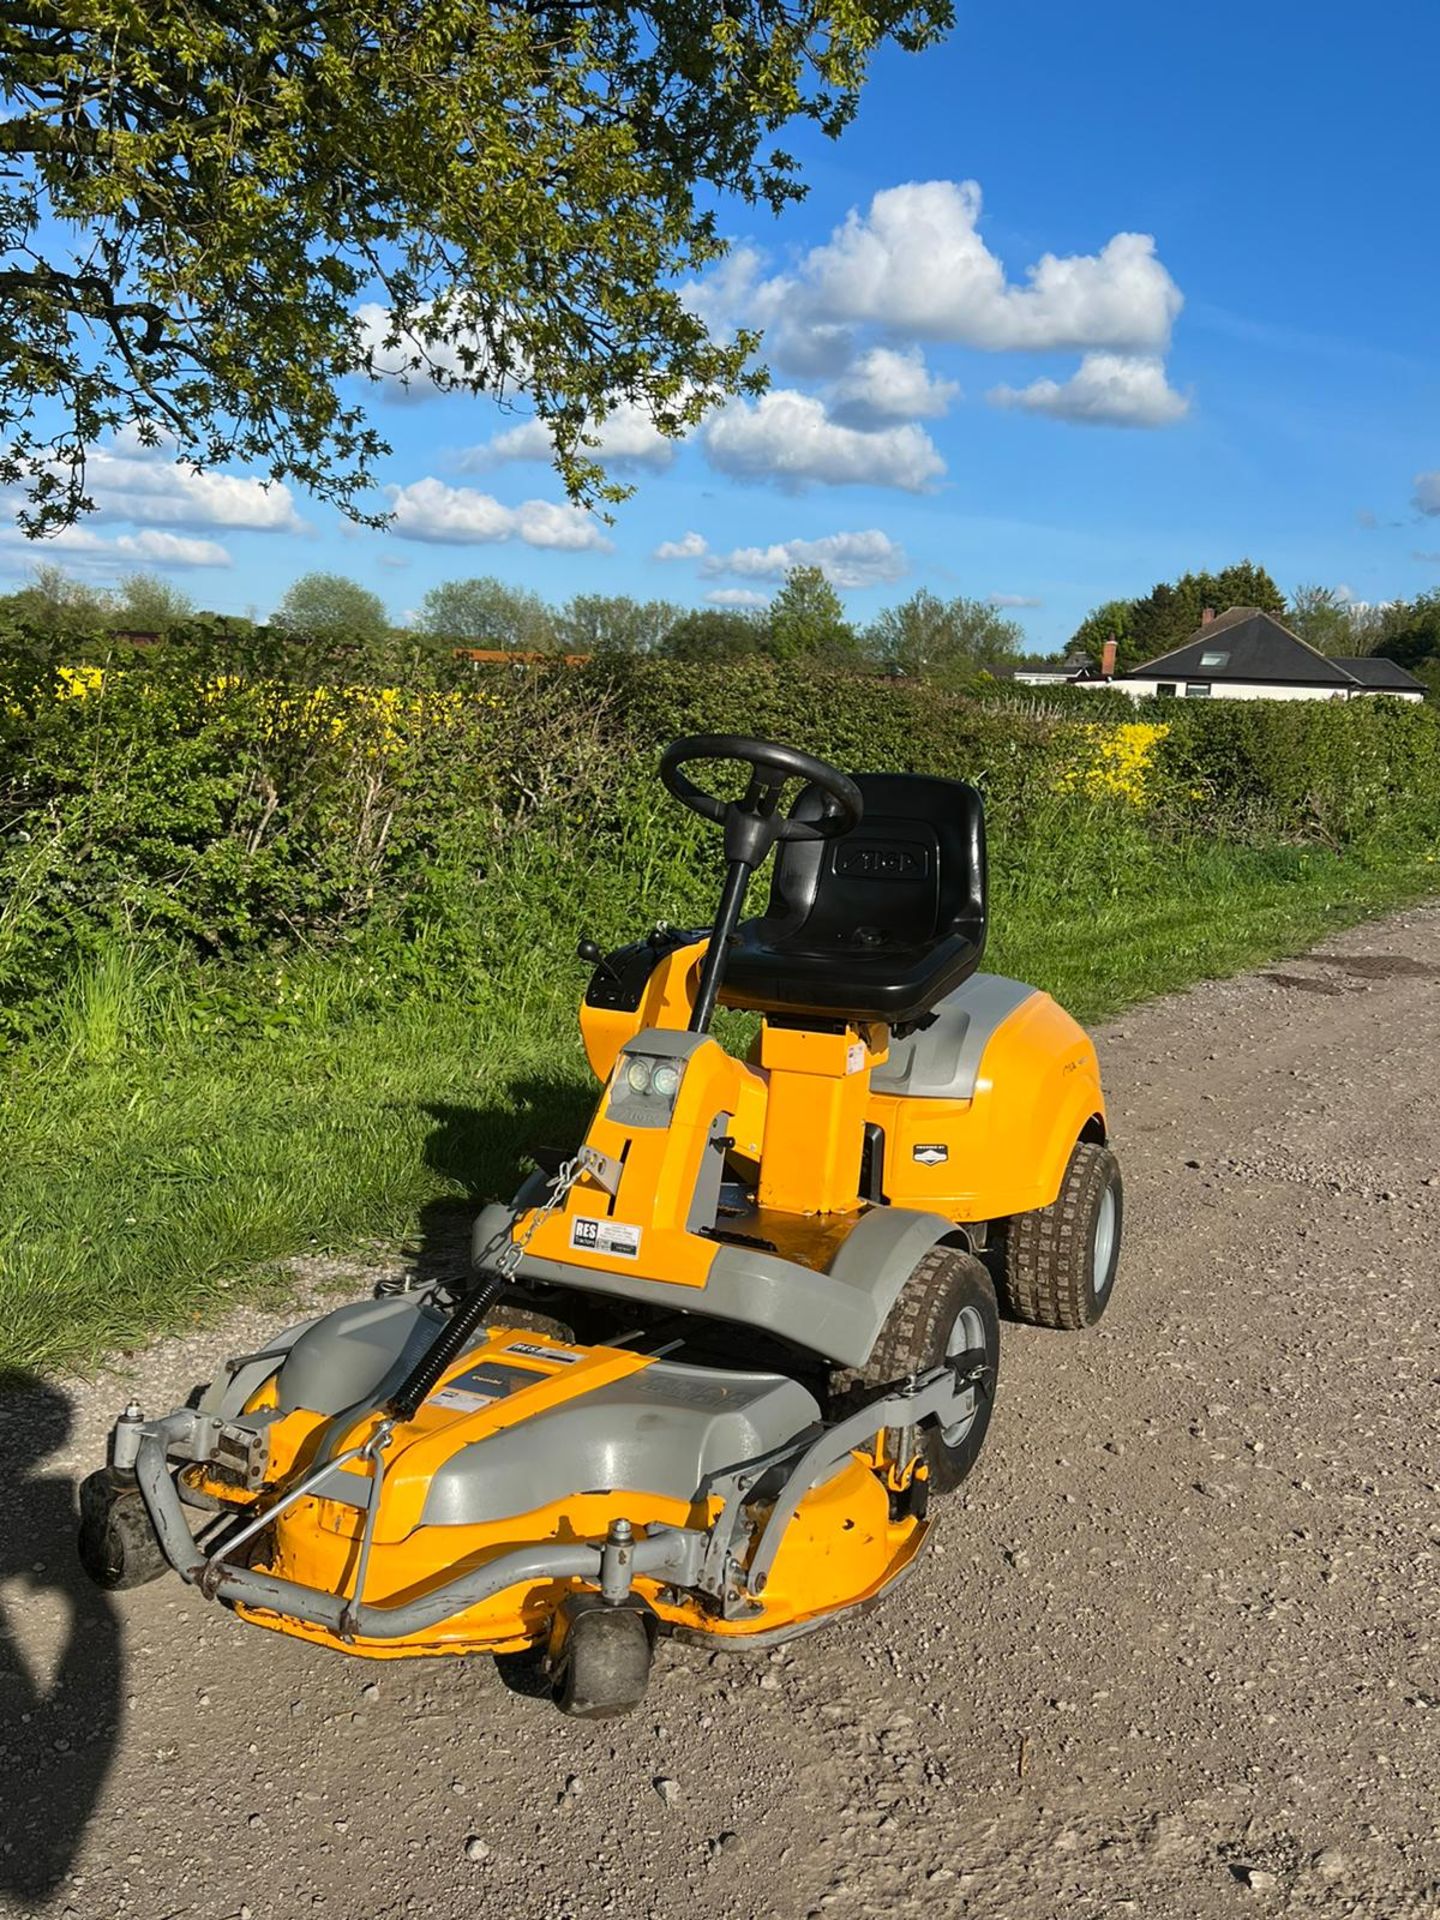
left=551, top=1602, right=653, bottom=1720
left=78, top=1468, right=169, bottom=1591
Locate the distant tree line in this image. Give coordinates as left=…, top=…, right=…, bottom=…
left=0, top=563, right=1029, bottom=687
left=7, top=554, right=1439, bottom=696
left=410, top=566, right=1027, bottom=683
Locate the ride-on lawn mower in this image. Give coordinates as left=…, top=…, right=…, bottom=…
left=80, top=735, right=1122, bottom=1717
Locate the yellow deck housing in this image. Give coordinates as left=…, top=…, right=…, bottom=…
left=204, top=1329, right=926, bottom=1659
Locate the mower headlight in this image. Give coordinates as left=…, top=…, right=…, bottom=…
left=615, top=1050, right=684, bottom=1113
left=650, top=1062, right=682, bottom=1101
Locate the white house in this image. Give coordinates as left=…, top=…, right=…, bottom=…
left=1018, top=608, right=1425, bottom=703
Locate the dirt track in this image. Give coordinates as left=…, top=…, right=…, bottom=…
left=3, top=905, right=1439, bottom=1920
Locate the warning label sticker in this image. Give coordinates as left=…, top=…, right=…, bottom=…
left=428, top=1362, right=532, bottom=1413
left=569, top=1216, right=642, bottom=1259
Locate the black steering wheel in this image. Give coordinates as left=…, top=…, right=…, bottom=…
left=660, top=734, right=863, bottom=846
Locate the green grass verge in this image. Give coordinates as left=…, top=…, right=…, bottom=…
left=3, top=836, right=1438, bottom=1379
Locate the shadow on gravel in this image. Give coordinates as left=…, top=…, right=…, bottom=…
left=1262, top=972, right=1345, bottom=995
left=0, top=1373, right=121, bottom=1904
left=1265, top=952, right=1440, bottom=995
left=1323, top=952, right=1440, bottom=980
left=408, top=1077, right=594, bottom=1291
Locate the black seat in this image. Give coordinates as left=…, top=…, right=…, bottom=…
left=719, top=772, right=987, bottom=1028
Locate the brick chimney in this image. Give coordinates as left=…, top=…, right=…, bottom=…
left=1200, top=606, right=1216, bottom=626
left=1100, top=637, right=1118, bottom=678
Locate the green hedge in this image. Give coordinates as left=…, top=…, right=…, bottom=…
left=2, top=643, right=1437, bottom=1042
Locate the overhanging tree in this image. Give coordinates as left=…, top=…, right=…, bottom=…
left=0, top=0, right=951, bottom=534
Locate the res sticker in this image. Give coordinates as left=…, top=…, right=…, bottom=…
left=845, top=1041, right=867, bottom=1075
left=570, top=1216, right=642, bottom=1259
left=506, top=1340, right=584, bottom=1366
left=913, top=1143, right=949, bottom=1166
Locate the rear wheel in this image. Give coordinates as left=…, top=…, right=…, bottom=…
left=995, top=1141, right=1123, bottom=1330
left=854, top=1247, right=999, bottom=1495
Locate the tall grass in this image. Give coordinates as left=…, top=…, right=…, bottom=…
left=51, top=940, right=169, bottom=1068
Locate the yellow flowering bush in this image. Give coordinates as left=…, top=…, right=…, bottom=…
left=1059, top=721, right=1169, bottom=804
left=56, top=663, right=499, bottom=758
left=56, top=663, right=106, bottom=699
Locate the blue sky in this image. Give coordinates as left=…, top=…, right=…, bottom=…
left=8, top=0, right=1440, bottom=651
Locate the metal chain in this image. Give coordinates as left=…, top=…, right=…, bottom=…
left=490, top=1149, right=591, bottom=1284
left=380, top=1149, right=593, bottom=1299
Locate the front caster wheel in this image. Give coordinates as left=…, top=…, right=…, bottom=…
left=77, top=1468, right=169, bottom=1591
left=994, top=1140, right=1123, bottom=1330
left=551, top=1602, right=653, bottom=1720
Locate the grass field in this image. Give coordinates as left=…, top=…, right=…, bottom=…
left=4, top=830, right=1437, bottom=1379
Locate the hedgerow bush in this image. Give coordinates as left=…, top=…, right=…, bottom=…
left=3, top=639, right=1438, bottom=1045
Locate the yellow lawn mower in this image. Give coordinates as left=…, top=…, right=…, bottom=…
left=80, top=734, right=1122, bottom=1717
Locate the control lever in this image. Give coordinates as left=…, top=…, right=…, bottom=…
left=577, top=937, right=620, bottom=983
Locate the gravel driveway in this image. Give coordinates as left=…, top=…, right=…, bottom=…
left=3, top=906, right=1438, bottom=1920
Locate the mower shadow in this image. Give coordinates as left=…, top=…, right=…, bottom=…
left=409, top=1076, right=594, bottom=1290
left=0, top=1372, right=121, bottom=1903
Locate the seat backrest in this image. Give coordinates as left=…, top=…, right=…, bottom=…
left=763, top=772, right=986, bottom=951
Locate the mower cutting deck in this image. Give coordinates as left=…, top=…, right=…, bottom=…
left=81, top=732, right=1123, bottom=1716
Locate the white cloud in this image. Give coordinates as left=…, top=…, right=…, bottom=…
left=703, top=390, right=944, bottom=492
left=989, top=592, right=1043, bottom=609
left=461, top=418, right=553, bottom=464
left=705, top=587, right=770, bottom=609
left=1413, top=472, right=1440, bottom=516
left=461, top=399, right=678, bottom=473
left=829, top=346, right=958, bottom=427
left=701, top=528, right=908, bottom=590
left=118, top=529, right=233, bottom=567
left=988, top=352, right=1189, bottom=427
left=653, top=530, right=709, bottom=562
left=54, top=428, right=303, bottom=532
left=679, top=246, right=767, bottom=335
left=0, top=523, right=231, bottom=569
left=788, top=181, right=1182, bottom=353
left=385, top=477, right=611, bottom=551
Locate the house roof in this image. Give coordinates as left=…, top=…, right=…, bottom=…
left=1011, top=649, right=1092, bottom=677
left=1125, top=609, right=1357, bottom=687
left=1331, top=655, right=1426, bottom=692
